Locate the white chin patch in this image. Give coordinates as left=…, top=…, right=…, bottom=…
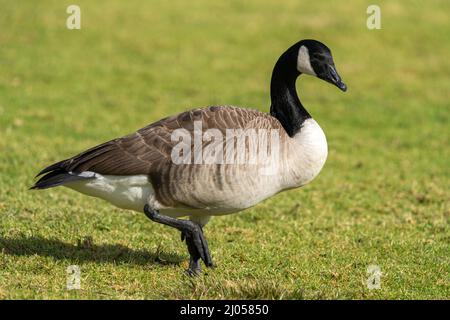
left=297, top=46, right=316, bottom=76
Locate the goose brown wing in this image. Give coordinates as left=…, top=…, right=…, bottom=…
left=37, top=106, right=283, bottom=177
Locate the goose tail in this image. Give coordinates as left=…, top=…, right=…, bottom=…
left=30, top=161, right=92, bottom=190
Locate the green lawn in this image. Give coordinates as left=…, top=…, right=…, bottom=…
left=0, top=0, right=449, bottom=299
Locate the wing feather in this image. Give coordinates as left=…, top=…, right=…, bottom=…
left=35, top=106, right=283, bottom=178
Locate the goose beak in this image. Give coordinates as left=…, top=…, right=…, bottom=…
left=328, top=65, right=347, bottom=92
left=336, top=80, right=347, bottom=92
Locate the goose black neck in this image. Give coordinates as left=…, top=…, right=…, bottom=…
left=270, top=55, right=311, bottom=137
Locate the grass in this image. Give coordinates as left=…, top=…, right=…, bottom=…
left=0, top=0, right=449, bottom=299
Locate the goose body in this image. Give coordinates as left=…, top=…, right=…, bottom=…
left=64, top=111, right=327, bottom=219
left=32, top=39, right=346, bottom=274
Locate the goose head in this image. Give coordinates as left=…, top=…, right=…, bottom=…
left=295, top=39, right=347, bottom=91
left=270, top=39, right=347, bottom=136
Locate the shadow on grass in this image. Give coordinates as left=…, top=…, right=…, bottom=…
left=0, top=235, right=184, bottom=266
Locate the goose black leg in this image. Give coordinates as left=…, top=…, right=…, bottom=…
left=143, top=204, right=213, bottom=275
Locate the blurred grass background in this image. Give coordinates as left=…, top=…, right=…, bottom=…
left=0, top=0, right=448, bottom=299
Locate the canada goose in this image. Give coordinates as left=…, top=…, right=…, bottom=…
left=32, top=39, right=346, bottom=275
